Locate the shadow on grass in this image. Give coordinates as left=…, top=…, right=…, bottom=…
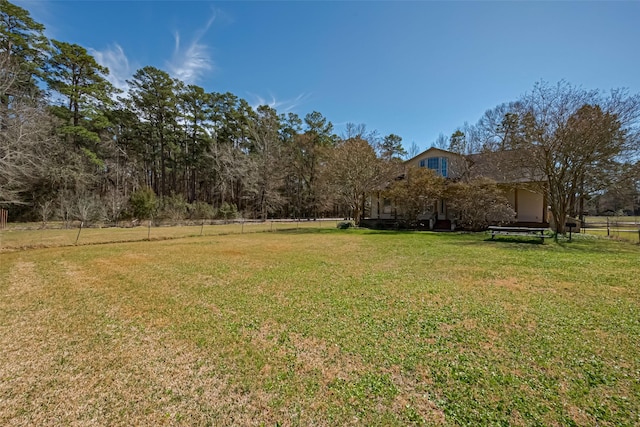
left=277, top=228, right=459, bottom=237
left=554, top=238, right=640, bottom=253
left=484, top=236, right=547, bottom=245
left=275, top=228, right=639, bottom=254
left=274, top=227, right=340, bottom=234
left=273, top=227, right=437, bottom=235
left=356, top=229, right=425, bottom=236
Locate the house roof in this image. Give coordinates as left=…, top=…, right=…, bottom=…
left=466, top=149, right=546, bottom=184
left=405, top=146, right=453, bottom=163
left=404, top=146, right=546, bottom=184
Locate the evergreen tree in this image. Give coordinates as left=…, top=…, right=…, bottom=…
left=176, top=84, right=213, bottom=202
left=379, top=133, right=406, bottom=161
left=0, top=0, right=49, bottom=95
left=45, top=40, right=114, bottom=154
left=126, top=66, right=178, bottom=197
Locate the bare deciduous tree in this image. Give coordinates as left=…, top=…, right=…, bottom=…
left=466, top=81, right=640, bottom=234
left=103, top=187, right=127, bottom=225
left=327, top=137, right=393, bottom=224
left=247, top=105, right=285, bottom=219
left=0, top=54, right=55, bottom=206
left=38, top=199, right=53, bottom=228
left=514, top=81, right=640, bottom=233
left=406, top=141, right=421, bottom=159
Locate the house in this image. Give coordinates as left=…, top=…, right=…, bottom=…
left=367, top=147, right=549, bottom=229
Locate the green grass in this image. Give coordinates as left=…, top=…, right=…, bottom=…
left=1, top=229, right=639, bottom=425
left=582, top=228, right=640, bottom=243
left=580, top=216, right=640, bottom=243
left=584, top=215, right=640, bottom=224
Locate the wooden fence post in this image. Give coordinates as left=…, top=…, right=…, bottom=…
left=75, top=221, right=83, bottom=245
left=0, top=209, right=7, bottom=229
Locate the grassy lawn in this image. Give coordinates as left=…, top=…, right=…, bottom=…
left=582, top=228, right=640, bottom=243
left=0, top=220, right=334, bottom=251
left=579, top=217, right=639, bottom=243
left=584, top=216, right=640, bottom=225
left=1, top=229, right=639, bottom=426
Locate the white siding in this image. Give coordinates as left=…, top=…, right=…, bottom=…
left=517, top=189, right=544, bottom=222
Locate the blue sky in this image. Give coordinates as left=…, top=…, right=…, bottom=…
left=18, top=0, right=640, bottom=151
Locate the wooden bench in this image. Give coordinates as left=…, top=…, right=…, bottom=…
left=488, top=226, right=550, bottom=243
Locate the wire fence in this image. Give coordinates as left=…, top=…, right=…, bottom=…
left=581, top=216, right=640, bottom=243
left=0, top=218, right=344, bottom=252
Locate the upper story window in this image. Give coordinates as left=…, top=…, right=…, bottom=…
left=420, top=156, right=448, bottom=177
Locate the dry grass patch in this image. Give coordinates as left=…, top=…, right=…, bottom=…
left=0, top=220, right=332, bottom=252
left=1, top=229, right=639, bottom=425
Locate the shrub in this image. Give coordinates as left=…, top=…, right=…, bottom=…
left=159, top=193, right=188, bottom=223
left=217, top=202, right=238, bottom=221
left=130, top=187, right=157, bottom=220
left=382, top=166, right=445, bottom=224
left=188, top=201, right=215, bottom=220
left=337, top=221, right=354, bottom=229
left=446, top=178, right=516, bottom=231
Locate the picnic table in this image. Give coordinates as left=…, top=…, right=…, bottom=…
left=488, top=226, right=550, bottom=243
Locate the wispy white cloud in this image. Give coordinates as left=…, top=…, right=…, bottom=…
left=249, top=92, right=312, bottom=113
left=90, top=44, right=132, bottom=93
left=89, top=11, right=217, bottom=95
left=167, top=13, right=216, bottom=84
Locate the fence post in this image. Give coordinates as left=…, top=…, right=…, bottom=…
left=0, top=208, right=7, bottom=229
left=0, top=208, right=5, bottom=252
left=75, top=221, right=83, bottom=245
left=607, top=217, right=610, bottom=237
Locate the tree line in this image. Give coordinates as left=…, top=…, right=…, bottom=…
left=0, top=1, right=406, bottom=224
left=2, top=1, right=639, bottom=233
